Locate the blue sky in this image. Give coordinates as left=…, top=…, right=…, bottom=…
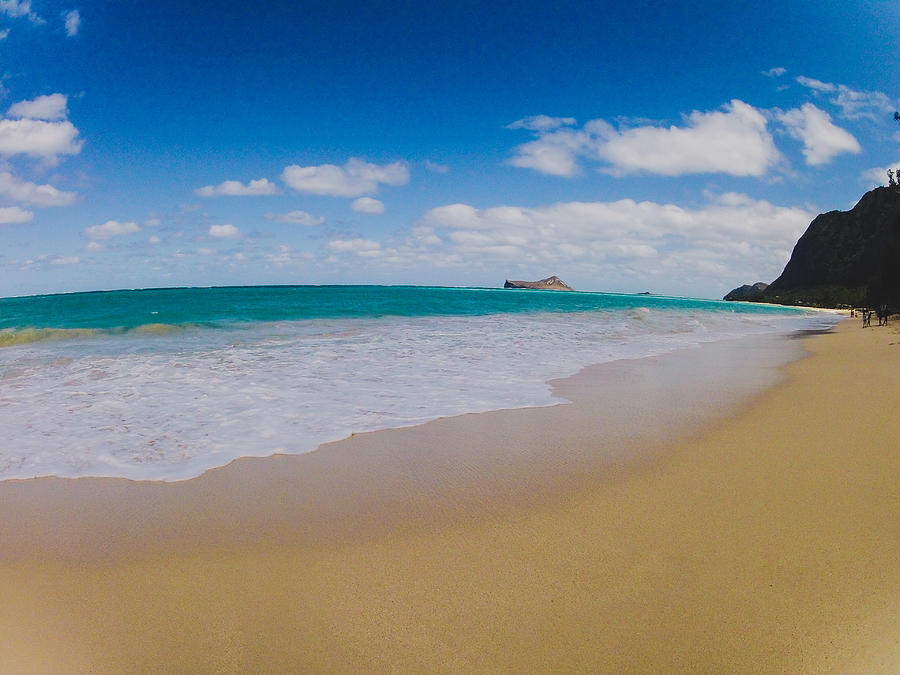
left=1, top=0, right=899, bottom=298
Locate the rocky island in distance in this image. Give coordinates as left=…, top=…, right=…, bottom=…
left=503, top=276, right=574, bottom=291
left=724, top=282, right=769, bottom=302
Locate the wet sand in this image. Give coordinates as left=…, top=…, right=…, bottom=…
left=1, top=320, right=897, bottom=672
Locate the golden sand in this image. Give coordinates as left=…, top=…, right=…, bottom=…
left=1, top=320, right=897, bottom=672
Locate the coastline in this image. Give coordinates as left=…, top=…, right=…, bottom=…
left=0, top=287, right=821, bottom=484
left=1, top=319, right=897, bottom=671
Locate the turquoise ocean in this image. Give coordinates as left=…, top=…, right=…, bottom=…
left=0, top=285, right=839, bottom=481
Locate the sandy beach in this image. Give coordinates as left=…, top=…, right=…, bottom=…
left=1, top=318, right=897, bottom=672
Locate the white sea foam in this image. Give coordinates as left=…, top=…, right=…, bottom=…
left=0, top=308, right=838, bottom=481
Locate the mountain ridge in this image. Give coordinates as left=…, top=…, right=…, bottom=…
left=725, top=187, right=900, bottom=308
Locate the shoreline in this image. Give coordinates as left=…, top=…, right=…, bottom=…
left=0, top=331, right=806, bottom=559
left=1, top=319, right=897, bottom=671
left=0, top=284, right=830, bottom=484
left=0, top=321, right=822, bottom=484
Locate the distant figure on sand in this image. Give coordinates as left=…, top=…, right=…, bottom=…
left=863, top=310, right=872, bottom=328
left=876, top=305, right=889, bottom=326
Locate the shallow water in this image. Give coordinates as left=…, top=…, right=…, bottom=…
left=0, top=286, right=839, bottom=481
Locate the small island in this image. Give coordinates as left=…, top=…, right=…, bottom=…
left=503, top=275, right=574, bottom=291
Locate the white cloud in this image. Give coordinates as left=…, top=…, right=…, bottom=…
left=351, top=197, right=385, bottom=214
left=0, top=171, right=77, bottom=206
left=84, top=220, right=140, bottom=240
left=0, top=29, right=9, bottom=40
left=25, top=253, right=80, bottom=267
left=506, top=115, right=577, bottom=131
left=762, top=67, right=786, bottom=77
left=328, top=238, right=382, bottom=256
left=831, top=87, right=894, bottom=121
left=264, top=210, right=324, bottom=225
left=148, top=235, right=161, bottom=244
left=63, top=9, right=80, bottom=36
left=425, top=159, right=450, bottom=174
left=595, top=100, right=780, bottom=176
left=794, top=76, right=836, bottom=93
left=0, top=0, right=43, bottom=24
left=264, top=244, right=313, bottom=266
left=411, top=194, right=815, bottom=294
left=329, top=192, right=814, bottom=294
left=483, top=196, right=804, bottom=246
left=0, top=118, right=83, bottom=161
left=195, top=178, right=279, bottom=197
left=795, top=76, right=894, bottom=120
left=508, top=128, right=585, bottom=177
left=7, top=94, right=69, bottom=121
left=778, top=103, right=861, bottom=165
left=281, top=158, right=409, bottom=197
left=0, top=205, right=33, bottom=223
left=266, top=244, right=293, bottom=265
left=208, top=223, right=240, bottom=238
left=508, top=100, right=781, bottom=178
left=409, top=225, right=442, bottom=246
left=86, top=241, right=103, bottom=251
left=860, top=161, right=900, bottom=187
left=51, top=255, right=79, bottom=265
